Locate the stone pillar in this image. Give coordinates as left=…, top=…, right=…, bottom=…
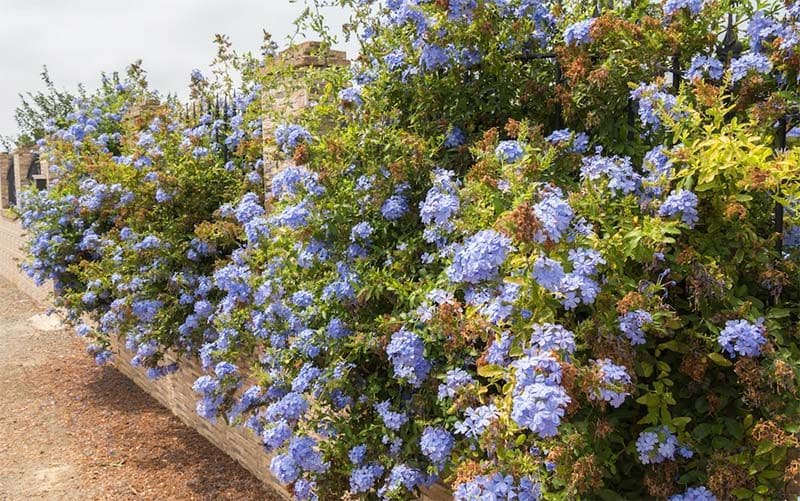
left=262, top=41, right=349, bottom=187
left=0, top=153, right=11, bottom=209
left=12, top=149, right=34, bottom=204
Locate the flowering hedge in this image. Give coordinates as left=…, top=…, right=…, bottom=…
left=18, top=1, right=800, bottom=500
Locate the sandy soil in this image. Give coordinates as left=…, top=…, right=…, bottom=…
left=0, top=276, right=277, bottom=500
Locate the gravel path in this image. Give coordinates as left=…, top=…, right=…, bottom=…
left=0, top=276, right=277, bottom=500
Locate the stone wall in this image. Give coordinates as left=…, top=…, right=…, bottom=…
left=108, top=339, right=451, bottom=500
left=109, top=338, right=293, bottom=499
left=0, top=214, right=49, bottom=305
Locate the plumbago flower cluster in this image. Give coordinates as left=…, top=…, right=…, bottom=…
left=18, top=65, right=265, bottom=371
left=18, top=0, right=800, bottom=499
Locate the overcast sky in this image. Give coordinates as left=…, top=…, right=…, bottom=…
left=0, top=0, right=355, bottom=140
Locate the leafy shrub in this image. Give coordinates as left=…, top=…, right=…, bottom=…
left=19, top=1, right=800, bottom=500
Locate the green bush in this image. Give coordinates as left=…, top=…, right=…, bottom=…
left=19, top=1, right=800, bottom=499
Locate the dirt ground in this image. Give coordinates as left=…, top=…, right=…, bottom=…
left=0, top=276, right=278, bottom=500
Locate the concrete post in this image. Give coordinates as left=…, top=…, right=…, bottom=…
left=262, top=42, right=349, bottom=187
left=0, top=153, right=11, bottom=209
left=12, top=149, right=34, bottom=204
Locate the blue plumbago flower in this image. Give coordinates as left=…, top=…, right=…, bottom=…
left=271, top=165, right=323, bottom=200
left=348, top=444, right=367, bottom=465
left=663, top=0, right=704, bottom=17
left=630, top=83, right=682, bottom=130
left=564, top=18, right=595, bottom=45
left=486, top=331, right=515, bottom=366
left=82, top=291, right=97, bottom=305
left=262, top=421, right=292, bottom=451
left=419, top=42, right=450, bottom=71
left=420, top=427, right=454, bottom=466
left=437, top=368, right=475, bottom=400
left=510, top=349, right=571, bottom=438
left=420, top=168, right=460, bottom=241
left=155, top=188, right=174, bottom=203
left=454, top=404, right=498, bottom=439
left=132, top=299, right=163, bottom=323
left=378, top=464, right=423, bottom=498
left=293, top=479, right=317, bottom=501
left=479, top=286, right=519, bottom=316
left=75, top=324, right=92, bottom=337
left=386, top=328, right=431, bottom=386
left=384, top=48, right=406, bottom=71
left=530, top=323, right=576, bottom=354
left=568, top=247, right=605, bottom=276
left=643, top=145, right=673, bottom=180
left=619, top=309, right=653, bottom=345
left=289, top=436, right=329, bottom=473
left=234, top=193, right=265, bottom=225
left=291, top=290, right=314, bottom=309
left=669, top=486, right=717, bottom=501
left=785, top=225, right=800, bottom=250
left=444, top=126, right=466, bottom=148
left=339, top=85, right=364, bottom=107
left=270, top=453, right=300, bottom=484
left=545, top=128, right=589, bottom=153
left=718, top=318, right=767, bottom=358
left=214, top=361, right=238, bottom=378
left=686, top=55, right=724, bottom=81
left=272, top=202, right=311, bottom=229
left=190, top=68, right=205, bottom=82
left=265, top=391, right=309, bottom=423
left=447, top=229, right=513, bottom=284
left=375, top=400, right=409, bottom=431
left=381, top=194, right=409, bottom=221
left=532, top=256, right=565, bottom=290
left=326, top=317, right=352, bottom=339
left=90, top=347, right=113, bottom=365
left=134, top=235, right=162, bottom=251
left=454, top=473, right=541, bottom=501
left=730, top=52, right=773, bottom=82
left=495, top=140, right=524, bottom=163
left=591, top=359, right=632, bottom=408
left=350, top=463, right=385, bottom=493
left=636, top=427, right=692, bottom=464
left=658, top=189, right=699, bottom=228
left=533, top=187, right=574, bottom=243
left=447, top=0, right=478, bottom=22
left=581, top=152, right=642, bottom=196
left=292, top=363, right=321, bottom=393
left=275, top=124, right=312, bottom=155
left=747, top=11, right=778, bottom=52
left=147, top=363, right=180, bottom=380
left=350, top=221, right=374, bottom=242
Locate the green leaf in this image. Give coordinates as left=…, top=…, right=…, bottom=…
left=755, top=440, right=775, bottom=456
left=477, top=364, right=505, bottom=379
left=672, top=417, right=692, bottom=428
left=708, top=352, right=733, bottom=367
left=657, top=340, right=690, bottom=353
left=767, top=308, right=791, bottom=319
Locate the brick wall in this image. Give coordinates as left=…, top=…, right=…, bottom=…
left=108, top=338, right=450, bottom=500
left=0, top=214, right=49, bottom=304
left=109, top=338, right=293, bottom=499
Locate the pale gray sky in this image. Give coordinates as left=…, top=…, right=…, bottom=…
left=0, top=0, right=355, bottom=139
